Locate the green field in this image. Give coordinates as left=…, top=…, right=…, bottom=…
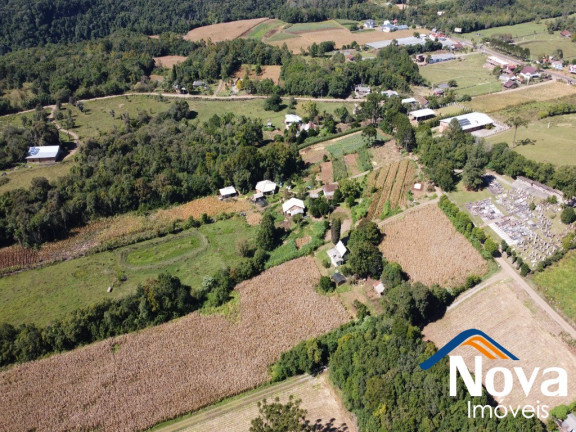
left=419, top=54, right=501, bottom=96
left=326, top=132, right=365, bottom=157
left=461, top=21, right=547, bottom=40
left=285, top=20, right=344, bottom=33
left=0, top=160, right=74, bottom=193
left=518, top=34, right=576, bottom=60
left=0, top=217, right=256, bottom=326
left=63, top=95, right=355, bottom=140
left=533, top=250, right=576, bottom=322
left=247, top=20, right=285, bottom=40
left=487, top=113, right=576, bottom=166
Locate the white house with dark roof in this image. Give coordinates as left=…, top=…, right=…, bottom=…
left=327, top=241, right=348, bottom=267
left=282, top=198, right=305, bottom=216
left=26, top=146, right=61, bottom=163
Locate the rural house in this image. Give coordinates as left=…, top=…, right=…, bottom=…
left=551, top=60, right=563, bottom=70
left=382, top=90, right=399, bottom=97
left=364, top=19, right=375, bottom=29
left=519, top=66, right=540, bottom=81
left=381, top=23, right=396, bottom=32
left=354, top=85, right=371, bottom=98
left=502, top=79, right=518, bottom=89
left=401, top=97, right=417, bottom=105
left=570, top=65, right=576, bottom=74
left=282, top=198, right=305, bottom=216
left=439, top=112, right=494, bottom=133
left=255, top=180, right=277, bottom=195
left=373, top=281, right=385, bottom=296
left=285, top=114, right=303, bottom=129
left=327, top=241, right=348, bottom=267
left=26, top=146, right=61, bottom=163
left=561, top=30, right=573, bottom=38
left=323, top=183, right=339, bottom=199
left=219, top=186, right=237, bottom=199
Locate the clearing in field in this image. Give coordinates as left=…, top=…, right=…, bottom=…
left=0, top=160, right=74, bottom=194
left=366, top=159, right=416, bottom=219
left=0, top=257, right=350, bottom=432
left=0, top=217, right=256, bottom=326
left=487, top=113, right=576, bottom=166
left=419, top=54, right=501, bottom=96
left=462, top=81, right=576, bottom=113
left=154, top=55, right=187, bottom=69
left=151, top=372, right=357, bottom=432
left=183, top=18, right=270, bottom=42
left=378, top=204, right=488, bottom=286
left=234, top=64, right=282, bottom=84
left=424, top=279, right=576, bottom=415
left=534, top=250, right=576, bottom=323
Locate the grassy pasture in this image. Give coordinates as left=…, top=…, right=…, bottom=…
left=285, top=21, right=344, bottom=33
left=0, top=217, right=256, bottom=326
left=533, top=250, right=576, bottom=322
left=518, top=34, right=576, bottom=60
left=462, top=81, right=576, bottom=113
left=0, top=160, right=74, bottom=193
left=326, top=132, right=365, bottom=157
left=487, top=113, right=576, bottom=166
left=461, top=21, right=547, bottom=40
left=419, top=54, right=501, bottom=96
left=63, top=95, right=355, bottom=140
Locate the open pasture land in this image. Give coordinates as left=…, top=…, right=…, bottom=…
left=0, top=257, right=350, bottom=432
left=66, top=95, right=354, bottom=140
left=0, top=217, right=256, bottom=326
left=183, top=18, right=270, bottom=42
left=152, top=373, right=357, bottom=432
left=487, top=113, right=576, bottom=166
left=154, top=55, right=187, bottom=69
left=366, top=159, right=416, bottom=219
left=517, top=34, right=576, bottom=61
left=325, top=131, right=364, bottom=157
left=378, top=205, right=488, bottom=286
left=534, top=250, right=576, bottom=323
left=0, top=160, right=74, bottom=194
left=265, top=20, right=418, bottom=52
left=460, top=20, right=547, bottom=40
left=462, top=81, right=576, bottom=113
left=424, top=280, right=576, bottom=414
left=419, top=54, right=501, bottom=96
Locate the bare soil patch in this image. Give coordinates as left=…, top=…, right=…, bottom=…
left=296, top=236, right=312, bottom=249
left=0, top=258, right=350, bottom=432
left=378, top=205, right=488, bottom=286
left=245, top=211, right=263, bottom=226
left=344, top=153, right=360, bottom=176
left=235, top=65, right=282, bottom=84
left=320, top=161, right=333, bottom=184
left=424, top=280, right=576, bottom=416
left=184, top=18, right=269, bottom=42
left=300, top=144, right=329, bottom=164
left=369, top=139, right=402, bottom=167
left=154, top=56, right=187, bottom=69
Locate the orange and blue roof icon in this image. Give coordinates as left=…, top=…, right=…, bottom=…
left=419, top=328, right=519, bottom=370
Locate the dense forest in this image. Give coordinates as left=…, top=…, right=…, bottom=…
left=0, top=102, right=303, bottom=247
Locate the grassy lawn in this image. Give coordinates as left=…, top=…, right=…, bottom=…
left=518, top=33, right=576, bottom=61
left=266, top=220, right=327, bottom=268
left=419, top=54, right=501, bottom=96
left=64, top=95, right=355, bottom=140
left=487, top=113, right=576, bottom=166
left=533, top=250, right=576, bottom=322
left=460, top=21, right=547, bottom=40
left=0, top=160, right=74, bottom=193
left=463, top=81, right=576, bottom=113
left=0, top=217, right=256, bottom=327
left=326, top=132, right=365, bottom=157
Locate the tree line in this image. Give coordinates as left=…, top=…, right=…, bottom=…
left=0, top=102, right=303, bottom=247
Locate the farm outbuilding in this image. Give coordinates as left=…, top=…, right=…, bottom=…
left=409, top=108, right=436, bottom=122
left=282, top=198, right=305, bottom=216
left=439, top=112, right=494, bottom=133
left=255, top=180, right=277, bottom=195
left=285, top=114, right=302, bottom=129
left=219, top=186, right=237, bottom=199
left=26, top=146, right=61, bottom=163
left=327, top=241, right=347, bottom=267
left=331, top=272, right=346, bottom=285
left=373, top=281, right=385, bottom=295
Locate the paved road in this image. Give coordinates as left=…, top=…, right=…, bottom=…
left=496, top=257, right=576, bottom=339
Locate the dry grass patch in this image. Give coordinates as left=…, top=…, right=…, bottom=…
left=320, top=161, right=333, bottom=184
left=379, top=205, right=488, bottom=286
left=154, top=56, right=187, bottom=69
left=184, top=18, right=269, bottom=42
left=423, top=280, right=576, bottom=416
left=235, top=65, right=282, bottom=84
left=245, top=212, right=263, bottom=226
left=154, top=196, right=252, bottom=222
left=0, top=257, right=350, bottom=432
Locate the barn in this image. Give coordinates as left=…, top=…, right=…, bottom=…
left=26, top=146, right=61, bottom=163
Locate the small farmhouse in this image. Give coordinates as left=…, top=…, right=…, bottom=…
left=439, top=112, right=494, bottom=133
left=285, top=114, right=303, bottom=129
left=219, top=186, right=237, bottom=199
left=519, top=66, right=540, bottom=81
left=570, top=65, right=576, bottom=74
left=561, top=30, right=573, bottom=38
left=354, top=85, right=371, bottom=98
left=282, top=198, right=305, bottom=216
left=373, top=281, right=385, bottom=296
left=327, top=240, right=348, bottom=267
left=26, top=146, right=61, bottom=163
left=255, top=180, right=277, bottom=195
left=551, top=60, right=563, bottom=70
left=323, top=183, right=339, bottom=199
left=364, top=19, right=375, bottom=29
left=401, top=97, right=417, bottom=105
left=502, top=79, right=518, bottom=89
left=382, top=90, right=399, bottom=98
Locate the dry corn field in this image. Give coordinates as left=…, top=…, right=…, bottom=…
left=154, top=196, right=252, bottom=222
left=0, top=257, right=350, bottom=432
left=366, top=159, right=415, bottom=219
left=379, top=205, right=488, bottom=286
left=424, top=280, right=576, bottom=416
left=183, top=18, right=269, bottom=42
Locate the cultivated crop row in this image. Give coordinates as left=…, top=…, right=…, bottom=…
left=0, top=257, right=350, bottom=432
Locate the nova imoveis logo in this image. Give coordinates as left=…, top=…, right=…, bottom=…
left=419, top=329, right=567, bottom=419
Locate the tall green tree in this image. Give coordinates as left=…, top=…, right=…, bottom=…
left=257, top=212, right=278, bottom=251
